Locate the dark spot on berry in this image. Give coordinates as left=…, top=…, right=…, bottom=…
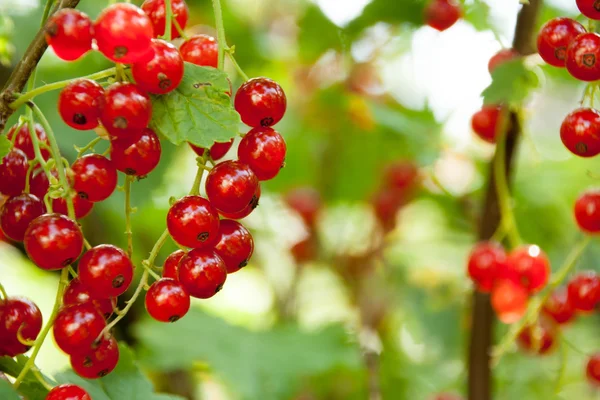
left=125, top=168, right=137, bottom=175
left=197, top=232, right=209, bottom=242
left=113, top=117, right=128, bottom=129
left=554, top=47, right=566, bottom=61
left=576, top=142, right=588, bottom=154
left=595, top=0, right=600, bottom=11
left=73, top=113, right=87, bottom=125
left=158, top=73, right=172, bottom=89
left=112, top=274, right=125, bottom=288
left=114, top=46, right=128, bottom=59
left=46, top=22, right=58, bottom=37
left=98, top=369, right=109, bottom=377
left=169, top=315, right=180, bottom=323
left=78, top=191, right=88, bottom=200
left=83, top=357, right=93, bottom=368
left=583, top=53, right=596, bottom=67
left=249, top=195, right=259, bottom=210
left=239, top=260, right=248, bottom=269
left=62, top=258, right=73, bottom=267
left=215, top=283, right=224, bottom=294
left=260, top=117, right=274, bottom=126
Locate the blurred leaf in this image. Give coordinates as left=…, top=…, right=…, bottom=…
left=482, top=59, right=540, bottom=107
left=346, top=0, right=426, bottom=39
left=0, top=135, right=12, bottom=162
left=149, top=63, right=240, bottom=148
left=55, top=344, right=183, bottom=400
left=298, top=5, right=345, bottom=62
left=0, top=380, right=20, bottom=400
left=134, top=309, right=362, bottom=400
left=463, top=0, right=493, bottom=32
left=0, top=356, right=51, bottom=400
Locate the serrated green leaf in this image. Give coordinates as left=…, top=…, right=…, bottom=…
left=0, top=356, right=51, bottom=400
left=482, top=59, right=540, bottom=107
left=149, top=63, right=240, bottom=148
left=0, top=380, right=20, bottom=400
left=55, top=344, right=183, bottom=400
left=0, top=135, right=12, bottom=164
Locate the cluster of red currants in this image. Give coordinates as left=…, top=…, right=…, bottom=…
left=424, top=0, right=461, bottom=32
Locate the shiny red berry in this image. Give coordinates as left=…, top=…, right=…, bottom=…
left=491, top=280, right=528, bottom=324
left=567, top=271, right=600, bottom=312
left=45, top=9, right=93, bottom=61
left=78, top=245, right=134, bottom=299
left=178, top=249, right=227, bottom=299
left=100, top=83, right=152, bottom=138
left=189, top=139, right=234, bottom=160
left=24, top=214, right=83, bottom=270
left=46, top=384, right=91, bottom=400
left=471, top=105, right=503, bottom=144
left=63, top=278, right=116, bottom=319
left=29, top=168, right=56, bottom=201
left=205, top=161, right=259, bottom=214
left=162, top=249, right=185, bottom=280
left=167, top=195, right=220, bottom=248
left=7, top=123, right=50, bottom=160
left=70, top=335, right=119, bottom=379
left=214, top=220, right=254, bottom=274
left=53, top=303, right=106, bottom=355
left=179, top=34, right=218, bottom=68
left=577, top=0, right=600, bottom=20
left=238, top=127, right=286, bottom=181
left=52, top=194, right=94, bottom=220
left=506, top=245, right=550, bottom=294
left=488, top=48, right=519, bottom=74
left=110, top=128, right=162, bottom=177
left=543, top=287, right=576, bottom=324
left=0, top=297, right=43, bottom=357
left=132, top=39, right=184, bottom=94
left=218, top=185, right=261, bottom=220
left=560, top=108, right=600, bottom=157
left=537, top=18, right=586, bottom=67
left=587, top=353, right=600, bottom=386
left=467, top=241, right=506, bottom=293
left=235, top=78, right=287, bottom=127
left=517, top=317, right=557, bottom=355
left=566, top=32, right=600, bottom=81
left=94, top=3, right=154, bottom=63
left=141, top=0, right=189, bottom=39
left=0, top=149, right=28, bottom=196
left=72, top=154, right=118, bottom=202
left=574, top=189, right=600, bottom=233
left=424, top=0, right=461, bottom=32
left=0, top=194, right=44, bottom=242
left=58, top=79, right=105, bottom=130
left=145, top=278, right=190, bottom=322
left=284, top=187, right=321, bottom=228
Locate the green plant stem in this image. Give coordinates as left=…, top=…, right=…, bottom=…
left=189, top=156, right=208, bottom=195
left=173, top=18, right=188, bottom=40
left=164, top=0, right=173, bottom=41
left=76, top=136, right=102, bottom=158
left=226, top=51, right=249, bottom=81
left=31, top=368, right=52, bottom=392
left=26, top=118, right=53, bottom=184
left=211, top=0, right=227, bottom=70
left=124, top=175, right=134, bottom=259
left=0, top=282, right=7, bottom=299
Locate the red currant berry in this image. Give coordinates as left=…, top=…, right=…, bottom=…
left=234, top=78, right=287, bottom=128
left=424, top=0, right=461, bottom=32
left=145, top=278, right=190, bottom=322
left=0, top=149, right=28, bottom=196
left=45, top=9, right=93, bottom=61
left=72, top=154, right=118, bottom=202
left=167, top=195, right=220, bottom=248
left=24, top=214, right=83, bottom=270
left=284, top=187, right=322, bottom=228
left=94, top=3, right=154, bottom=64
left=371, top=189, right=403, bottom=232
left=567, top=271, right=600, bottom=312
left=29, top=168, right=54, bottom=200
left=491, top=280, right=528, bottom=324
left=205, top=161, right=259, bottom=214
left=506, top=245, right=550, bottom=294
left=132, top=39, right=184, bottom=94
left=70, top=335, right=119, bottom=379
left=63, top=278, right=116, bottom=319
left=214, top=220, right=254, bottom=274
left=577, top=0, right=600, bottom=20
left=0, top=297, right=42, bottom=357
left=543, top=287, right=576, bottom=324
left=52, top=194, right=94, bottom=220
left=488, top=49, right=519, bottom=74
left=467, top=241, right=506, bottom=293
left=110, top=128, right=162, bottom=177
left=53, top=303, right=106, bottom=355
left=238, top=128, right=286, bottom=181
left=0, top=194, right=44, bottom=242
left=566, top=32, right=600, bottom=81
left=7, top=123, right=50, bottom=160
left=218, top=184, right=261, bottom=220
left=517, top=317, right=557, bottom=355
left=100, top=83, right=152, bottom=138
left=537, top=18, right=586, bottom=67
left=587, top=353, right=600, bottom=386
left=78, top=245, right=134, bottom=299
left=141, top=0, right=189, bottom=39
left=384, top=161, right=419, bottom=192
left=58, top=79, right=105, bottom=130
left=178, top=249, right=227, bottom=299
left=189, top=139, right=234, bottom=161
left=46, top=384, right=91, bottom=400
left=179, top=34, right=218, bottom=68
left=560, top=108, right=600, bottom=157
left=471, top=105, right=503, bottom=144
left=291, top=236, right=318, bottom=264
left=574, top=189, right=600, bottom=233
left=163, top=249, right=185, bottom=280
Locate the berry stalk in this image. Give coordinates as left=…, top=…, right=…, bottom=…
left=124, top=176, right=134, bottom=258
left=211, top=0, right=227, bottom=70
left=164, top=0, right=173, bottom=41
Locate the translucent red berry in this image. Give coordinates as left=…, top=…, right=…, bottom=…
left=132, top=39, right=184, bottom=94
left=63, top=278, right=116, bottom=319
left=141, top=0, right=189, bottom=39
left=424, top=0, right=461, bottom=32
left=567, top=271, right=600, bottom=312
left=543, top=287, right=576, bottom=324
left=537, top=18, right=586, bottom=67
left=178, top=249, right=227, bottom=299
left=205, top=160, right=259, bottom=214
left=517, top=317, right=557, bottom=355
left=100, top=83, right=152, bottom=138
left=587, top=353, right=600, bottom=386
left=566, top=32, right=600, bottom=81
left=218, top=185, right=261, bottom=220
left=560, top=108, right=600, bottom=157
left=467, top=241, right=506, bottom=293
left=371, top=189, right=403, bottom=232
left=145, top=278, right=190, bottom=322
left=52, top=194, right=94, bottom=220
left=46, top=384, right=91, bottom=400
left=189, top=139, right=234, bottom=161
left=506, top=245, right=550, bottom=294
left=214, top=220, right=254, bottom=274
left=179, top=34, right=218, bottom=68
left=574, top=189, right=600, bottom=233
left=72, top=154, right=118, bottom=202
left=78, top=245, right=134, bottom=299
left=0, top=149, right=29, bottom=196
left=53, top=303, right=106, bottom=355
left=291, top=236, right=318, bottom=264
left=577, top=0, right=600, bottom=20
left=24, top=214, right=83, bottom=270
left=110, top=128, right=162, bottom=177
left=237, top=127, right=286, bottom=181
left=94, top=3, right=154, bottom=64
left=471, top=105, right=503, bottom=144
left=29, top=168, right=55, bottom=201
left=58, top=79, right=105, bottom=130
left=284, top=187, right=322, bottom=228
left=235, top=78, right=287, bottom=127
left=7, top=123, right=50, bottom=160
left=45, top=9, right=93, bottom=61
left=163, top=249, right=185, bottom=280
left=70, top=335, right=119, bottom=379
left=0, top=194, right=44, bottom=242
left=491, top=280, right=528, bottom=324
left=488, top=49, right=518, bottom=74
left=0, top=297, right=42, bottom=357
left=384, top=161, right=419, bottom=192
left=167, top=195, right=220, bottom=248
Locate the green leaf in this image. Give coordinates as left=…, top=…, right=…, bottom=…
left=134, top=309, right=362, bottom=400
left=0, top=380, right=20, bottom=400
left=0, top=135, right=12, bottom=164
left=346, top=0, right=426, bottom=39
left=463, top=0, right=493, bottom=32
left=0, top=356, right=51, bottom=400
left=482, top=59, right=540, bottom=107
left=149, top=62, right=240, bottom=148
left=298, top=5, right=345, bottom=62
left=55, top=344, right=183, bottom=400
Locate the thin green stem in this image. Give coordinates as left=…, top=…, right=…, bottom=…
left=124, top=175, right=134, bottom=259
left=24, top=160, right=38, bottom=193
left=211, top=0, right=227, bottom=70
left=83, top=238, right=92, bottom=250
left=226, top=51, right=249, bottom=81
left=24, top=0, right=54, bottom=95
left=76, top=136, right=102, bottom=158
left=173, top=18, right=189, bottom=40
left=31, top=368, right=52, bottom=392
left=164, top=0, right=173, bottom=41
left=189, top=154, right=208, bottom=195
left=26, top=118, right=53, bottom=184
left=0, top=282, right=7, bottom=299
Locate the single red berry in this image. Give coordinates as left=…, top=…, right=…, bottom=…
left=52, top=194, right=94, bottom=220
left=94, top=3, right=154, bottom=64
left=0, top=297, right=43, bottom=357
left=284, top=187, right=321, bottom=228
left=179, top=34, right=218, bottom=68
left=0, top=194, right=44, bottom=242
left=141, top=0, right=189, bottom=39
left=29, top=168, right=55, bottom=201
left=53, top=303, right=106, bottom=355
left=205, top=161, right=259, bottom=214
left=238, top=127, right=287, bottom=181
left=72, top=154, right=118, bottom=202
left=7, top=123, right=50, bottom=160
left=24, top=214, right=83, bottom=270
left=110, top=128, right=162, bottom=177
left=132, top=39, right=184, bottom=94
left=471, top=105, right=504, bottom=144
left=587, top=353, right=600, bottom=386
left=78, top=245, right=134, bottom=299
left=424, top=0, right=461, bottom=32
left=63, top=278, right=116, bottom=319
left=488, top=49, right=519, bottom=74
left=537, top=18, right=586, bottom=68
left=506, top=245, right=550, bottom=294
left=560, top=108, right=600, bottom=157
left=214, top=220, right=254, bottom=274
left=384, top=161, right=419, bottom=192
left=577, top=0, right=600, bottom=20
left=574, top=189, right=600, bottom=233
left=45, top=9, right=93, bottom=61
left=167, top=195, right=220, bottom=248
left=566, top=32, right=600, bottom=81
left=163, top=249, right=185, bottom=280
left=218, top=185, right=261, bottom=220
left=235, top=78, right=287, bottom=127
left=58, top=79, right=105, bottom=130
left=517, top=317, right=557, bottom=355
left=178, top=249, right=227, bottom=299
left=371, top=189, right=403, bottom=232
left=46, top=384, right=91, bottom=400
left=567, top=271, right=600, bottom=312
left=100, top=83, right=152, bottom=138
left=543, top=287, right=576, bottom=324
left=291, top=236, right=318, bottom=264
left=0, top=149, right=28, bottom=197
left=70, top=335, right=119, bottom=379
left=145, top=278, right=190, bottom=322
left=491, top=280, right=528, bottom=324
left=467, top=242, right=506, bottom=293
left=189, top=139, right=234, bottom=161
